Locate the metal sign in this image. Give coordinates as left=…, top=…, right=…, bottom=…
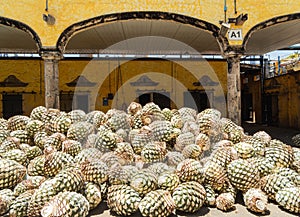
left=228, top=29, right=243, bottom=40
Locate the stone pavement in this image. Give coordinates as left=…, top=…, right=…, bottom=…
left=89, top=201, right=299, bottom=217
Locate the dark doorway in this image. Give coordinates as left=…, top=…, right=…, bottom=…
left=60, top=93, right=90, bottom=113
left=138, top=93, right=151, bottom=106
left=153, top=93, right=170, bottom=109
left=138, top=92, right=171, bottom=109
left=242, top=93, right=253, bottom=122
left=184, top=91, right=209, bottom=112
left=60, top=93, right=73, bottom=112
left=2, top=94, right=23, bottom=119
left=264, top=94, right=279, bottom=125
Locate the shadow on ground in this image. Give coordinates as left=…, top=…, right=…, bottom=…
left=242, top=122, right=300, bottom=145
left=88, top=194, right=300, bottom=217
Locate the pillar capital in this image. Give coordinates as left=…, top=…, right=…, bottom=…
left=223, top=45, right=244, bottom=60
left=40, top=50, right=62, bottom=61
left=226, top=53, right=242, bottom=61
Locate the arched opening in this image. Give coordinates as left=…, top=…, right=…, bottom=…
left=57, top=12, right=228, bottom=115
left=0, top=17, right=42, bottom=118
left=57, top=11, right=228, bottom=55
left=243, top=13, right=300, bottom=54
left=0, top=16, right=41, bottom=53
left=242, top=13, right=300, bottom=128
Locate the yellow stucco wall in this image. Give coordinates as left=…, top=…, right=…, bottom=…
left=269, top=73, right=300, bottom=129
left=0, top=58, right=227, bottom=116
left=244, top=71, right=300, bottom=129
left=0, top=59, right=45, bottom=116
left=1, top=58, right=299, bottom=129
left=0, top=0, right=299, bottom=47
left=59, top=58, right=228, bottom=113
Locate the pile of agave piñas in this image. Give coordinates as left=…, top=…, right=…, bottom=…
left=0, top=102, right=299, bottom=217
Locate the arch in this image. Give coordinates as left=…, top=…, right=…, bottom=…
left=243, top=13, right=300, bottom=54
left=0, top=16, right=42, bottom=52
left=56, top=11, right=229, bottom=54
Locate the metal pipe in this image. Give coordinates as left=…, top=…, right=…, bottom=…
left=260, top=56, right=265, bottom=124
left=234, top=0, right=237, bottom=14
left=45, top=0, right=48, bottom=11
left=108, top=61, right=111, bottom=93
left=224, top=0, right=227, bottom=22
left=277, top=56, right=281, bottom=74
left=39, top=60, right=42, bottom=94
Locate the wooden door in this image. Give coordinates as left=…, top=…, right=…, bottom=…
left=2, top=94, right=23, bottom=119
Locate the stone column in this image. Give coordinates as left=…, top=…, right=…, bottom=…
left=227, top=54, right=242, bottom=125
left=41, top=51, right=62, bottom=109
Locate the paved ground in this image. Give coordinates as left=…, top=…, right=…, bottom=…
left=89, top=123, right=300, bottom=217
left=89, top=201, right=299, bottom=217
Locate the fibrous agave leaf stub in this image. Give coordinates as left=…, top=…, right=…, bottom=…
left=3, top=103, right=300, bottom=216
